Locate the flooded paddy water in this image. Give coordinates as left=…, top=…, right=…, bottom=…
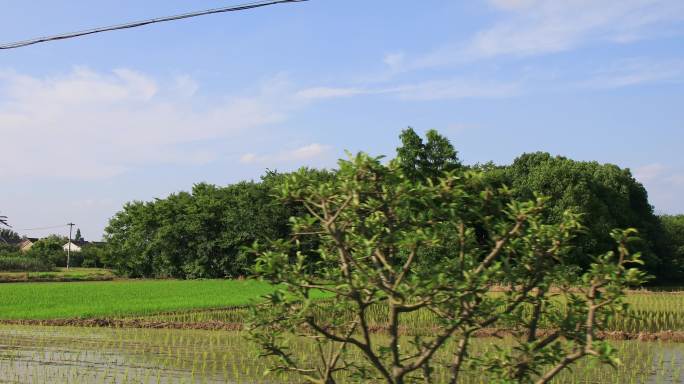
left=0, top=325, right=683, bottom=383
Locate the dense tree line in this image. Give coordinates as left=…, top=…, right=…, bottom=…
left=103, top=128, right=684, bottom=283
left=105, top=170, right=332, bottom=278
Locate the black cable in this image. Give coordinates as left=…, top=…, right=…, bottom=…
left=19, top=224, right=69, bottom=231
left=0, top=0, right=308, bottom=50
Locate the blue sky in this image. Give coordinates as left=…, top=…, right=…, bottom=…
left=1, top=0, right=683, bottom=240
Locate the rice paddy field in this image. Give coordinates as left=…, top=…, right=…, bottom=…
left=2, top=280, right=684, bottom=382
left=0, top=279, right=285, bottom=319
left=128, top=289, right=684, bottom=335
left=0, top=326, right=683, bottom=383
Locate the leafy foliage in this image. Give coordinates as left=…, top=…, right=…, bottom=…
left=502, top=152, right=668, bottom=280
left=0, top=256, right=54, bottom=272
left=26, top=235, right=68, bottom=268
left=79, top=243, right=109, bottom=268
left=659, top=214, right=684, bottom=279
left=0, top=228, right=21, bottom=244
left=249, top=153, right=647, bottom=384
left=396, top=127, right=461, bottom=182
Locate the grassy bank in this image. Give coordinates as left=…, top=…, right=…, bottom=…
left=0, top=268, right=115, bottom=283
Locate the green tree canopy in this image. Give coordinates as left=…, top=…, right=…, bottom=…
left=503, top=152, right=667, bottom=279
left=101, top=128, right=678, bottom=282
left=659, top=214, right=684, bottom=278
left=105, top=169, right=334, bottom=278
left=396, top=127, right=461, bottom=181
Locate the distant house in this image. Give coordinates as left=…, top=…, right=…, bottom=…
left=63, top=242, right=82, bottom=253
left=19, top=238, right=39, bottom=252
left=18, top=237, right=95, bottom=253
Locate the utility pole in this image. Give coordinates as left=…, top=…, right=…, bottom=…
left=67, top=222, right=75, bottom=270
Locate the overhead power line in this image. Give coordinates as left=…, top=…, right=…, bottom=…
left=0, top=0, right=308, bottom=50
left=19, top=224, right=69, bottom=231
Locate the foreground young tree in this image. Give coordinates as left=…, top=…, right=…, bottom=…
left=249, top=153, right=646, bottom=384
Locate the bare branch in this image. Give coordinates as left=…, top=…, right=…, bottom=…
left=474, top=218, right=525, bottom=275
left=394, top=246, right=418, bottom=290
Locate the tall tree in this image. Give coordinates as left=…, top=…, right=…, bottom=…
left=249, top=152, right=646, bottom=384
left=73, top=228, right=84, bottom=243
left=396, top=127, right=461, bottom=181
left=504, top=152, right=667, bottom=279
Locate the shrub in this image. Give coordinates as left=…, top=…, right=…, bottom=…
left=80, top=244, right=107, bottom=268
left=0, top=255, right=54, bottom=272
left=26, top=235, right=68, bottom=267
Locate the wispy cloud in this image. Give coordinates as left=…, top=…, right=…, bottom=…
left=633, top=163, right=684, bottom=214
left=383, top=52, right=406, bottom=72
left=389, top=78, right=520, bottom=101
left=3, top=67, right=509, bottom=182
left=404, top=0, right=684, bottom=70
left=294, top=87, right=367, bottom=101
left=445, top=122, right=480, bottom=134
left=294, top=77, right=520, bottom=103
left=578, top=58, right=684, bottom=89
left=0, top=68, right=292, bottom=180
left=666, top=174, right=684, bottom=186
left=239, top=143, right=332, bottom=165
left=634, top=163, right=667, bottom=182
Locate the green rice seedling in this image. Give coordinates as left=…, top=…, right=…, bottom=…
left=0, top=325, right=683, bottom=383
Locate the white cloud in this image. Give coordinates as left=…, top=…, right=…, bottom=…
left=172, top=75, right=199, bottom=97
left=409, top=0, right=684, bottom=69
left=634, top=163, right=666, bottom=182
left=240, top=143, right=332, bottom=165
left=1, top=67, right=504, bottom=183
left=383, top=52, right=405, bottom=69
left=71, top=198, right=115, bottom=209
left=0, top=68, right=291, bottom=180
left=667, top=174, right=684, bottom=186
left=445, top=123, right=479, bottom=134
left=579, top=58, right=684, bottom=89
left=633, top=163, right=684, bottom=214
left=295, top=86, right=366, bottom=101
left=487, top=0, right=539, bottom=11
left=390, top=78, right=519, bottom=101
left=289, top=143, right=330, bottom=161
left=293, top=77, right=519, bottom=103
left=478, top=0, right=684, bottom=55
